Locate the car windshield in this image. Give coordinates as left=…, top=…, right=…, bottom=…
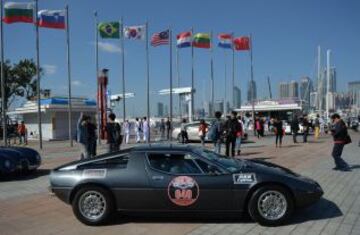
left=198, top=149, right=245, bottom=173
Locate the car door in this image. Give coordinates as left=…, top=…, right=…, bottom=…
left=145, top=151, right=234, bottom=211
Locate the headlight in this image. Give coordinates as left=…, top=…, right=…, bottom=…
left=4, top=160, right=11, bottom=168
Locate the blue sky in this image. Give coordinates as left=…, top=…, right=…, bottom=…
left=4, top=0, right=360, bottom=117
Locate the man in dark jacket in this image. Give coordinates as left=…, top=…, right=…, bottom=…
left=106, top=113, right=122, bottom=153
left=330, top=113, right=351, bottom=171
left=291, top=116, right=300, bottom=143
left=302, top=116, right=310, bottom=143
left=225, top=111, right=241, bottom=157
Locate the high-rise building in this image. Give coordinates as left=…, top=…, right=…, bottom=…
left=233, top=86, right=241, bottom=109
left=300, top=77, right=313, bottom=112
left=310, top=91, right=318, bottom=109
left=349, top=81, right=360, bottom=108
left=214, top=100, right=224, bottom=113
left=247, top=80, right=257, bottom=102
left=157, top=102, right=164, bottom=117
left=279, top=82, right=290, bottom=98
left=318, top=67, right=337, bottom=110
left=289, top=80, right=299, bottom=98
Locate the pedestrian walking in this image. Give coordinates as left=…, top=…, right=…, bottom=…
left=87, top=116, right=97, bottom=157
left=134, top=118, right=141, bottom=143
left=180, top=118, right=188, bottom=144
left=123, top=120, right=130, bottom=144
left=166, top=117, right=171, bottom=140
left=106, top=113, right=122, bottom=153
left=198, top=119, right=208, bottom=147
left=17, top=121, right=27, bottom=145
left=255, top=118, right=262, bottom=138
left=143, top=117, right=149, bottom=143
left=274, top=118, right=284, bottom=148
left=225, top=111, right=241, bottom=157
left=77, top=114, right=89, bottom=159
left=302, top=116, right=310, bottom=143
left=314, top=114, right=320, bottom=140
left=291, top=116, right=299, bottom=143
left=159, top=119, right=166, bottom=141
left=209, top=111, right=223, bottom=154
left=330, top=113, right=351, bottom=171
left=236, top=116, right=244, bottom=155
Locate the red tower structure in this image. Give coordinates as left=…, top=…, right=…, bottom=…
left=97, top=69, right=109, bottom=139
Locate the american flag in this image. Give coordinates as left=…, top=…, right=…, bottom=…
left=151, top=30, right=169, bottom=47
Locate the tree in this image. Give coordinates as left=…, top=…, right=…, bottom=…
left=0, top=59, right=41, bottom=109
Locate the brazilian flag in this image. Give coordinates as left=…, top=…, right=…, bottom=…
left=98, top=22, right=120, bottom=39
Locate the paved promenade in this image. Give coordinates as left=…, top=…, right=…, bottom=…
left=0, top=131, right=359, bottom=235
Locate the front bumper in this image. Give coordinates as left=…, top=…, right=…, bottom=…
left=49, top=186, right=72, bottom=204
left=295, top=185, right=324, bottom=208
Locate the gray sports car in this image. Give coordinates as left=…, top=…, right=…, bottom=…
left=50, top=145, right=323, bottom=226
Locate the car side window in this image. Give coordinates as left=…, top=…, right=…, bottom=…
left=148, top=153, right=202, bottom=174
left=195, top=159, right=224, bottom=175
left=77, top=154, right=129, bottom=170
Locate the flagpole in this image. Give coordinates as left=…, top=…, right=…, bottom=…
left=0, top=0, right=7, bottom=146
left=210, top=31, right=214, bottom=117
left=250, top=33, right=256, bottom=136
left=35, top=0, right=42, bottom=149
left=65, top=5, right=73, bottom=147
left=223, top=49, right=227, bottom=115
left=145, top=21, right=150, bottom=143
left=94, top=11, right=100, bottom=145
left=121, top=17, right=125, bottom=123
left=169, top=28, right=173, bottom=141
left=176, top=45, right=181, bottom=118
left=190, top=27, right=194, bottom=121
left=232, top=32, right=235, bottom=110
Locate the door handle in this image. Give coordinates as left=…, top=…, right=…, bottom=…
left=152, top=175, right=164, bottom=181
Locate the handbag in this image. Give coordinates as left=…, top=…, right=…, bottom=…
left=344, top=135, right=352, bottom=145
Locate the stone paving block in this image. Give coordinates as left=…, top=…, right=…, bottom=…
left=335, top=224, right=353, bottom=235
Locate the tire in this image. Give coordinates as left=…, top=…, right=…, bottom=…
left=72, top=186, right=114, bottom=226
left=248, top=185, right=294, bottom=226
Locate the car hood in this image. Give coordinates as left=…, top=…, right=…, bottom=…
left=242, top=159, right=300, bottom=177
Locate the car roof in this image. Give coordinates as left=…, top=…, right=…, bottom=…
left=132, top=143, right=200, bottom=152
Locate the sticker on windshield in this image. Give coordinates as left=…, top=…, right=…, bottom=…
left=168, top=176, right=199, bottom=206
left=233, top=173, right=256, bottom=184
left=82, top=169, right=107, bottom=178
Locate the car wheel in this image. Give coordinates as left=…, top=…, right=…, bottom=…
left=72, top=186, right=114, bottom=225
left=248, top=185, right=294, bottom=226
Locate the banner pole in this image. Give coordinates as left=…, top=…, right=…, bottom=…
left=0, top=0, right=7, bottom=146
left=35, top=0, right=42, bottom=149
left=65, top=5, right=73, bottom=147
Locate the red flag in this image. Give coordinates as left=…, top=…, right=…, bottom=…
left=233, top=36, right=250, bottom=50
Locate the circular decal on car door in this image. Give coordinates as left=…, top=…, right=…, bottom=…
left=167, top=176, right=199, bottom=206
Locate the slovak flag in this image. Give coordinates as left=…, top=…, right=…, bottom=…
left=218, top=33, right=233, bottom=49
left=176, top=31, right=192, bottom=48
left=37, top=10, right=65, bottom=29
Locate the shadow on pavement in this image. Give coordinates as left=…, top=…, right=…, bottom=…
left=240, top=152, right=264, bottom=157
left=289, top=198, right=342, bottom=224
left=350, top=164, right=360, bottom=170
left=105, top=198, right=341, bottom=226
left=0, top=169, right=50, bottom=182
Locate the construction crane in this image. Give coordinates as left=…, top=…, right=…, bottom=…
left=267, top=76, right=273, bottom=99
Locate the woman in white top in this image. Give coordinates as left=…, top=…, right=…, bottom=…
left=124, top=120, right=130, bottom=144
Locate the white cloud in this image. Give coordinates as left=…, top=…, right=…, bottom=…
left=43, top=64, right=57, bottom=76
left=72, top=80, right=82, bottom=86
left=96, top=42, right=122, bottom=54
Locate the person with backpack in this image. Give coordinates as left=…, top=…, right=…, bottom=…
left=224, top=111, right=241, bottom=157
left=314, top=114, right=321, bottom=140
left=209, top=111, right=223, bottom=154
left=330, top=113, right=351, bottom=171
left=106, top=113, right=122, bottom=153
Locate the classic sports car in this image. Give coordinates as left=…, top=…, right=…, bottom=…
left=0, top=147, right=41, bottom=174
left=50, top=145, right=323, bottom=226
